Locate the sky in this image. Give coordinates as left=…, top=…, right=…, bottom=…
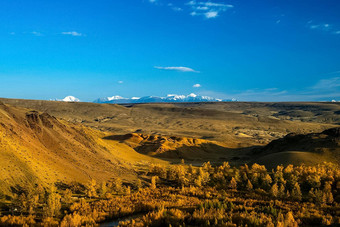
left=0, top=0, right=339, bottom=102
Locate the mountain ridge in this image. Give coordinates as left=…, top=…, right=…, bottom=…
left=93, top=93, right=236, bottom=104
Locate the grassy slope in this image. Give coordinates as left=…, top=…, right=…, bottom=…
left=104, top=133, right=239, bottom=164
left=254, top=151, right=331, bottom=170
left=253, top=128, right=340, bottom=168
left=0, top=101, right=166, bottom=196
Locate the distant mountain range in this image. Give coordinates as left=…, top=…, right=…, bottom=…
left=93, top=93, right=237, bottom=104
left=53, top=96, right=340, bottom=103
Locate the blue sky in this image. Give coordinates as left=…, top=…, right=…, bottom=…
left=0, top=0, right=339, bottom=101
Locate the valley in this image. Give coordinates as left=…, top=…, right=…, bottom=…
left=0, top=99, right=339, bottom=226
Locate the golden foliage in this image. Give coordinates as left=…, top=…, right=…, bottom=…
left=1, top=162, right=339, bottom=226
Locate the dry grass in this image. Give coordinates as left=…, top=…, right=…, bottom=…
left=0, top=101, right=166, bottom=196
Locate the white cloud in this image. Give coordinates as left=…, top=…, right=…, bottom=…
left=155, top=66, right=200, bottom=73
left=172, top=7, right=183, bottom=11
left=193, top=84, right=201, bottom=88
left=61, top=31, right=83, bottom=36
left=204, top=2, right=233, bottom=8
left=31, top=31, right=42, bottom=36
left=167, top=3, right=183, bottom=11
left=309, top=23, right=331, bottom=31
left=307, top=21, right=339, bottom=35
left=205, top=11, right=218, bottom=18
left=147, top=0, right=232, bottom=19
left=187, top=1, right=233, bottom=19
left=118, top=81, right=124, bottom=84
left=196, top=6, right=209, bottom=10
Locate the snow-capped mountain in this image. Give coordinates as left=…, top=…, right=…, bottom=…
left=53, top=96, right=80, bottom=102
left=93, top=93, right=236, bottom=104
left=93, top=95, right=128, bottom=104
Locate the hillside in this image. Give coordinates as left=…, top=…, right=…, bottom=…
left=0, top=101, right=165, bottom=196
left=104, top=133, right=239, bottom=163
left=253, top=127, right=340, bottom=169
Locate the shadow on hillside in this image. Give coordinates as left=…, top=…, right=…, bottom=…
left=103, top=134, right=136, bottom=141
left=146, top=144, right=256, bottom=166
left=103, top=134, right=260, bottom=166
left=102, top=128, right=340, bottom=168
left=252, top=127, right=340, bottom=156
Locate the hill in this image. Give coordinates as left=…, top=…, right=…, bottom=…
left=0, top=101, right=165, bottom=196
left=103, top=133, right=238, bottom=163
left=253, top=127, right=340, bottom=169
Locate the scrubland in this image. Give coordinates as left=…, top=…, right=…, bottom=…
left=0, top=162, right=339, bottom=226
left=0, top=99, right=339, bottom=226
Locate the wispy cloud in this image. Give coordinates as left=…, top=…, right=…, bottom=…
left=200, top=75, right=340, bottom=102
left=307, top=21, right=340, bottom=35
left=193, top=83, right=201, bottom=88
left=155, top=66, right=200, bottom=73
left=147, top=0, right=233, bottom=19
left=205, top=11, right=218, bottom=19
left=187, top=1, right=234, bottom=19
left=61, top=31, right=83, bottom=37
left=288, top=76, right=340, bottom=101
left=168, top=3, right=183, bottom=11
left=9, top=31, right=85, bottom=37
left=309, top=23, right=331, bottom=31
left=118, top=81, right=124, bottom=84
left=312, top=77, right=340, bottom=90
left=31, top=31, right=43, bottom=36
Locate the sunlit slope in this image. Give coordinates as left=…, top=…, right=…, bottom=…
left=253, top=127, right=340, bottom=168
left=0, top=101, right=165, bottom=195
left=104, top=133, right=236, bottom=161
